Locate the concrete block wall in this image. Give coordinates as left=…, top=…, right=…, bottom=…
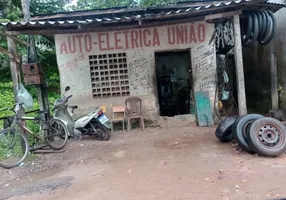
left=54, top=21, right=216, bottom=122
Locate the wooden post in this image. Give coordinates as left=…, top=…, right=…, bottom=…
left=233, top=15, right=247, bottom=115
left=271, top=51, right=278, bottom=109
left=7, top=37, right=21, bottom=101
left=21, top=0, right=47, bottom=113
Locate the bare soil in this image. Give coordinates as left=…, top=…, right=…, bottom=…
left=1, top=125, right=286, bottom=200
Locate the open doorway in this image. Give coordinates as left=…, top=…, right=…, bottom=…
left=155, top=50, right=193, bottom=117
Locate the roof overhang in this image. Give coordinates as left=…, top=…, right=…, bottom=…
left=1, top=0, right=284, bottom=35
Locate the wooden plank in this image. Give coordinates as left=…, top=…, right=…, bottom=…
left=195, top=91, right=214, bottom=127
left=0, top=32, right=32, bottom=47
left=205, top=10, right=242, bottom=21
left=271, top=51, right=279, bottom=109
left=233, top=15, right=247, bottom=115
left=0, top=45, right=20, bottom=63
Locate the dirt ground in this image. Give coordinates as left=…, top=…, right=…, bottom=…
left=1, top=125, right=286, bottom=200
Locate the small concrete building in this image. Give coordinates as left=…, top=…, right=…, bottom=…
left=55, top=21, right=215, bottom=121
left=2, top=0, right=284, bottom=126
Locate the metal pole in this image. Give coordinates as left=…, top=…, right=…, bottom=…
left=233, top=15, right=247, bottom=115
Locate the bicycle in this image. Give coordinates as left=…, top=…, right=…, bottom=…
left=0, top=103, right=68, bottom=169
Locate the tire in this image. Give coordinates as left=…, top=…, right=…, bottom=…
left=45, top=118, right=68, bottom=150
left=242, top=12, right=253, bottom=45
left=91, top=122, right=110, bottom=141
left=257, top=10, right=267, bottom=41
left=246, top=117, right=286, bottom=157
left=255, top=11, right=263, bottom=40
left=261, top=10, right=276, bottom=45
left=233, top=114, right=264, bottom=154
left=244, top=12, right=259, bottom=47
left=0, top=129, right=29, bottom=169
left=258, top=10, right=271, bottom=44
left=215, top=116, right=239, bottom=143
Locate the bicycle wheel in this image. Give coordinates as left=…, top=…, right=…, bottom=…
left=45, top=118, right=68, bottom=150
left=0, top=129, right=29, bottom=169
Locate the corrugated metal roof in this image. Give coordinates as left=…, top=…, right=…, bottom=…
left=0, top=0, right=251, bottom=27
left=0, top=0, right=283, bottom=28
left=30, top=0, right=284, bottom=17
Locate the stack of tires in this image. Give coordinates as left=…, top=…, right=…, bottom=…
left=242, top=10, right=276, bottom=47
left=215, top=114, right=286, bottom=157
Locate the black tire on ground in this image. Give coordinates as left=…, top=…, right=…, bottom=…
left=215, top=116, right=239, bottom=143
left=233, top=114, right=264, bottom=154
left=45, top=118, right=69, bottom=150
left=246, top=117, right=286, bottom=157
left=0, top=129, right=29, bottom=169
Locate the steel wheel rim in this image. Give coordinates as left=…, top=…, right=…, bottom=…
left=256, top=123, right=285, bottom=148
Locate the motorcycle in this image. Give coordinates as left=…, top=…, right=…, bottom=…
left=52, top=86, right=112, bottom=140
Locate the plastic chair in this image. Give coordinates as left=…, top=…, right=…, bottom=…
left=112, top=105, right=125, bottom=132
left=125, top=97, right=145, bottom=132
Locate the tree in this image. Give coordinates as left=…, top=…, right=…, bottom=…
left=71, top=0, right=137, bottom=10
left=30, top=0, right=72, bottom=15
left=140, top=0, right=178, bottom=7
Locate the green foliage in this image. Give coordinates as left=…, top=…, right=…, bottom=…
left=30, top=0, right=72, bottom=15
left=71, top=0, right=137, bottom=10
left=71, top=0, right=182, bottom=10
left=140, top=0, right=178, bottom=7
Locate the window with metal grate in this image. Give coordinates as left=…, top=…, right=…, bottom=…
left=89, top=53, right=130, bottom=98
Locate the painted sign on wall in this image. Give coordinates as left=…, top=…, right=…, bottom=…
left=58, top=23, right=206, bottom=54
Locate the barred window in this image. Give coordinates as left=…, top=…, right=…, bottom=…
left=89, top=53, right=130, bottom=98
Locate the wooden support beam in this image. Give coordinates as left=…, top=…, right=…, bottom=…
left=205, top=10, right=242, bottom=21
left=271, top=51, right=279, bottom=109
left=7, top=37, right=21, bottom=101
left=0, top=32, right=32, bottom=47
left=0, top=45, right=20, bottom=63
left=233, top=15, right=247, bottom=115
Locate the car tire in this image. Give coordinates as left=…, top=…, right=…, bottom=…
left=233, top=114, right=264, bottom=154
left=215, top=116, right=239, bottom=143
left=246, top=117, right=286, bottom=157
left=261, top=10, right=276, bottom=45
left=242, top=11, right=253, bottom=45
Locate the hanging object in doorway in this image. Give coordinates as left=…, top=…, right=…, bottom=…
left=223, top=71, right=229, bottom=83
left=221, top=88, right=230, bottom=101
left=241, top=10, right=276, bottom=47
left=209, top=21, right=234, bottom=54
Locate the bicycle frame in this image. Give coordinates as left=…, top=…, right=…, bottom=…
left=18, top=116, right=45, bottom=141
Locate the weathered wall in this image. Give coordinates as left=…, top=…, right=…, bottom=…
left=54, top=21, right=216, bottom=121
left=243, top=8, right=286, bottom=113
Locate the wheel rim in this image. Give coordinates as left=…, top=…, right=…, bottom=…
left=256, top=123, right=285, bottom=148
